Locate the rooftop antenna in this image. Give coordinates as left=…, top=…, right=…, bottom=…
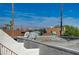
left=60, top=3, right=63, bottom=36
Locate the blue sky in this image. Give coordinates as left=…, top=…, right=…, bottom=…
left=0, top=3, right=79, bottom=28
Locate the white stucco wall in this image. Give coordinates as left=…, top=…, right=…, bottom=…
left=0, top=30, right=39, bottom=55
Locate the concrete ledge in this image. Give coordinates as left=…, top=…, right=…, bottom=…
left=25, top=39, right=79, bottom=55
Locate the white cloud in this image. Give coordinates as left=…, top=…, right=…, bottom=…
left=1, top=12, right=79, bottom=28
left=63, top=17, right=79, bottom=27
left=0, top=17, right=11, bottom=24
left=14, top=15, right=79, bottom=28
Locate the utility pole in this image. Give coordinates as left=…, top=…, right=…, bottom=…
left=60, top=3, right=63, bottom=36
left=10, top=2, right=14, bottom=37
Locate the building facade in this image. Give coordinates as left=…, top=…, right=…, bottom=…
left=46, top=26, right=65, bottom=36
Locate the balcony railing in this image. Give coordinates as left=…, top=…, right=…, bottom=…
left=0, top=43, right=17, bottom=55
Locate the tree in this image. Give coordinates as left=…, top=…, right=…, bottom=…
left=39, top=28, right=47, bottom=35
left=63, top=25, right=79, bottom=37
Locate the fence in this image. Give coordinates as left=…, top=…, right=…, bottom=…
left=0, top=43, right=17, bottom=55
